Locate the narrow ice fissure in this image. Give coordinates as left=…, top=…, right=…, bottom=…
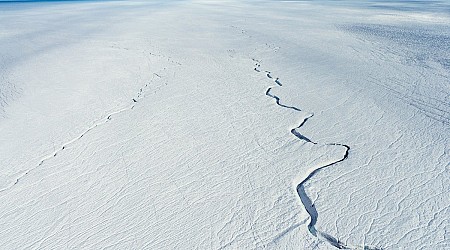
left=0, top=64, right=171, bottom=194
left=252, top=59, right=381, bottom=250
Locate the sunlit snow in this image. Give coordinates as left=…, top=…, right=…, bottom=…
left=0, top=0, right=448, bottom=249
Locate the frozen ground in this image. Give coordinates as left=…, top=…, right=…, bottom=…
left=0, top=0, right=448, bottom=249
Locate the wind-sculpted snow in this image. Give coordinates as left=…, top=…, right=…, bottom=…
left=0, top=106, right=131, bottom=192
left=0, top=1, right=448, bottom=249
left=254, top=59, right=381, bottom=250
left=342, top=23, right=450, bottom=125
left=0, top=49, right=178, bottom=192
left=231, top=4, right=448, bottom=247
left=0, top=56, right=20, bottom=118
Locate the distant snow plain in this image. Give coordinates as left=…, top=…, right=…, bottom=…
left=0, top=0, right=448, bottom=249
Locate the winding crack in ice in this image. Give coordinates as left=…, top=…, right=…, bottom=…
left=0, top=68, right=169, bottom=194
left=0, top=105, right=133, bottom=194
left=296, top=144, right=350, bottom=249
left=253, top=59, right=381, bottom=250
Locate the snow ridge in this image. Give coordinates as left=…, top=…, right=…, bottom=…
left=252, top=59, right=381, bottom=250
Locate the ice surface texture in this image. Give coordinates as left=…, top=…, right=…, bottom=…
left=0, top=0, right=448, bottom=249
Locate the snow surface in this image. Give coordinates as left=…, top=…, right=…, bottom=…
left=0, top=0, right=449, bottom=249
